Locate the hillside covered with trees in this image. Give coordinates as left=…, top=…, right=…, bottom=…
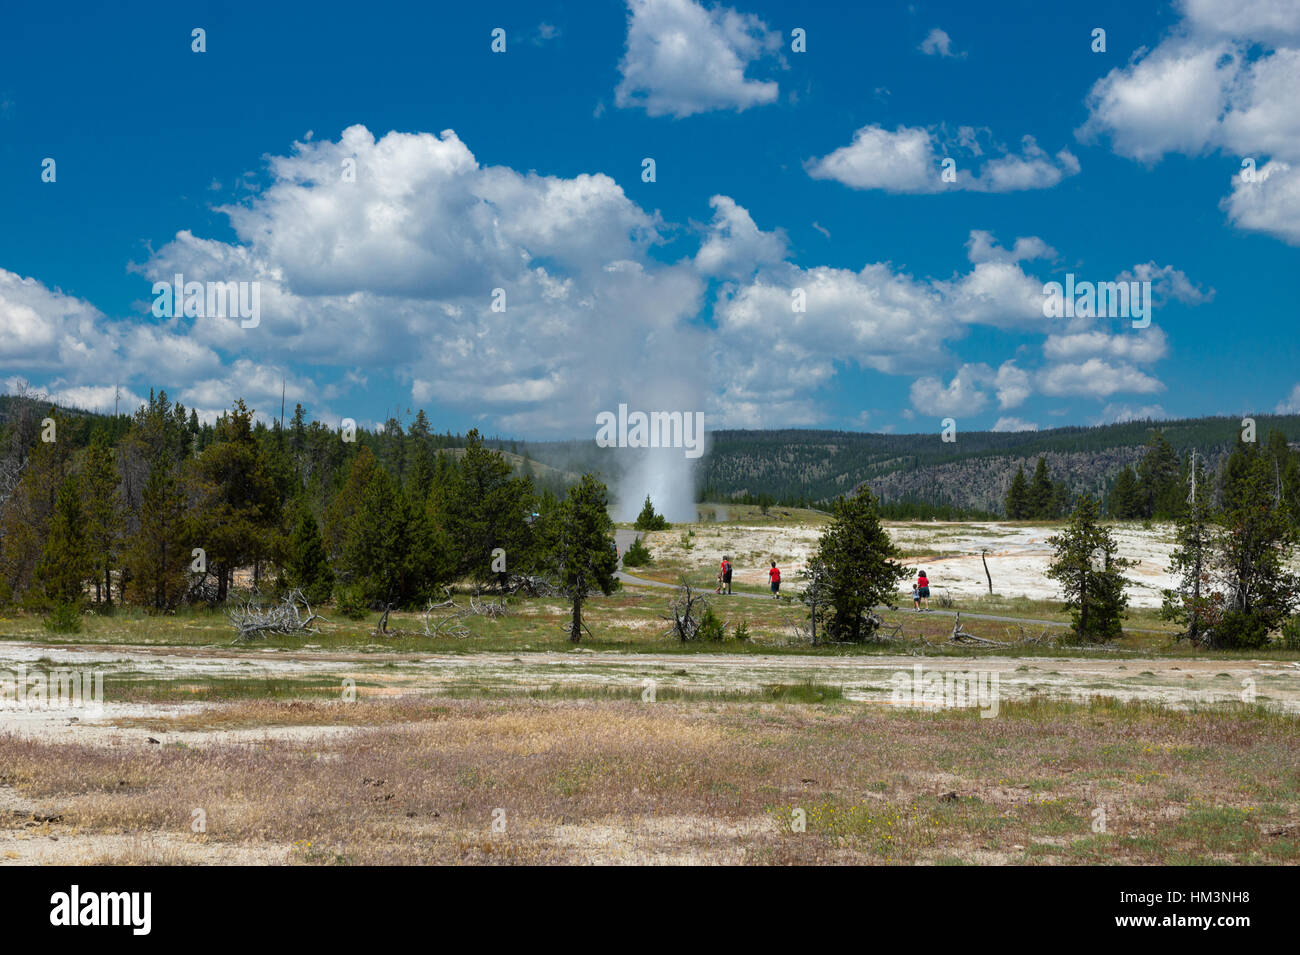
left=699, top=417, right=1300, bottom=517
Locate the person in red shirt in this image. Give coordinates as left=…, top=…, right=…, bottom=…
left=917, top=570, right=931, bottom=610
left=768, top=561, right=781, bottom=599
left=720, top=556, right=733, bottom=595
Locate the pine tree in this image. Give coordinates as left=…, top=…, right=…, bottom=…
left=399, top=483, right=454, bottom=604
left=404, top=410, right=436, bottom=503
left=124, top=459, right=190, bottom=613
left=807, top=486, right=911, bottom=642
left=1214, top=439, right=1300, bottom=647
left=1051, top=479, right=1071, bottom=519
left=0, top=409, right=74, bottom=602
left=1028, top=457, right=1055, bottom=519
left=324, top=445, right=380, bottom=561
left=190, top=400, right=279, bottom=601
left=633, top=494, right=670, bottom=531
left=1005, top=465, right=1030, bottom=519
left=1137, top=430, right=1183, bottom=519
left=340, top=466, right=402, bottom=606
left=1046, top=494, right=1133, bottom=641
left=187, top=409, right=201, bottom=456
left=1220, top=434, right=1256, bottom=509
left=289, top=403, right=307, bottom=457
left=1108, top=466, right=1141, bottom=519
left=406, top=441, right=435, bottom=506
left=440, top=429, right=536, bottom=582
left=33, top=476, right=92, bottom=610
left=544, top=474, right=619, bottom=643
left=82, top=435, right=123, bottom=605
left=1162, top=453, right=1220, bottom=645
left=286, top=502, right=334, bottom=604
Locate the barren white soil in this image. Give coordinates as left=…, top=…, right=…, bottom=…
left=640, top=520, right=1290, bottom=609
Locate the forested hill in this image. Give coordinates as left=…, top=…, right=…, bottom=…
left=699, top=416, right=1300, bottom=515
left=6, top=390, right=1299, bottom=518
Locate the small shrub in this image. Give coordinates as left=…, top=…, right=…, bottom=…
left=733, top=619, right=751, bottom=642
left=697, top=606, right=726, bottom=641
left=334, top=586, right=369, bottom=621
left=622, top=536, right=653, bottom=568
left=1279, top=616, right=1300, bottom=650
left=1214, top=610, right=1270, bottom=650
left=42, top=602, right=82, bottom=634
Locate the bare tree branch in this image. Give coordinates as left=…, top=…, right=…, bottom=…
left=228, top=590, right=326, bottom=640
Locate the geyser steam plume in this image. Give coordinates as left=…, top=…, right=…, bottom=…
left=605, top=374, right=708, bottom=525
left=614, top=443, right=704, bottom=523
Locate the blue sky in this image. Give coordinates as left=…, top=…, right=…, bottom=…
left=2, top=0, right=1298, bottom=438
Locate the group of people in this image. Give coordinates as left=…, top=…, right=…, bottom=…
left=714, top=556, right=783, bottom=599
left=911, top=570, right=932, bottom=611
left=715, top=558, right=934, bottom=608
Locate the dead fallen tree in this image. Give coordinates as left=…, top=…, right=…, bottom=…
left=945, top=613, right=1067, bottom=647
left=229, top=590, right=326, bottom=640
left=372, top=590, right=511, bottom=639
left=422, top=601, right=471, bottom=639
left=868, top=611, right=903, bottom=641
left=501, top=574, right=561, bottom=598
left=947, top=612, right=1004, bottom=646
left=466, top=594, right=511, bottom=618
left=1002, top=623, right=1055, bottom=646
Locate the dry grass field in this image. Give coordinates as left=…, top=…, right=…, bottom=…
left=2, top=697, right=1297, bottom=865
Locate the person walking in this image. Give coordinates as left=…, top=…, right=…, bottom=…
left=911, top=582, right=921, bottom=612
left=917, top=570, right=931, bottom=610
left=721, top=556, right=733, bottom=595
left=768, top=560, right=781, bottom=599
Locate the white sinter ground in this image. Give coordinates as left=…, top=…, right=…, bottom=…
left=640, top=521, right=1264, bottom=609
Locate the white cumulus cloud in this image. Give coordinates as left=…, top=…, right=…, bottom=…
left=918, top=28, right=960, bottom=57
left=614, top=0, right=781, bottom=118
left=992, top=416, right=1038, bottom=432
left=806, top=124, right=1079, bottom=194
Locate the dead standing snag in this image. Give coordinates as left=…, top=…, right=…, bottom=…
left=662, top=580, right=711, bottom=642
